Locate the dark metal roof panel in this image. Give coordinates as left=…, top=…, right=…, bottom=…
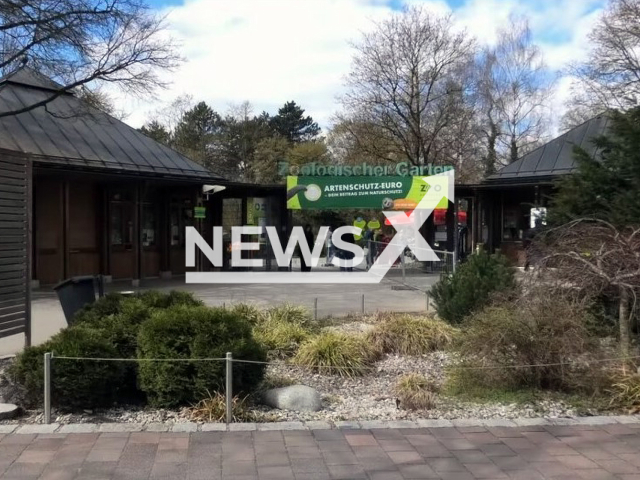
left=0, top=70, right=225, bottom=182
left=487, top=114, right=609, bottom=182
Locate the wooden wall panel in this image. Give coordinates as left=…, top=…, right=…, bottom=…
left=0, top=151, right=30, bottom=340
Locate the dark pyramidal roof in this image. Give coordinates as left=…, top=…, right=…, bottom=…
left=0, top=68, right=225, bottom=182
left=487, top=114, right=610, bottom=182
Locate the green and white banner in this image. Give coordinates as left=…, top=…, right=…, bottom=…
left=286, top=176, right=449, bottom=210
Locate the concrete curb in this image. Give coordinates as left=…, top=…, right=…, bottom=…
left=2, top=415, right=639, bottom=434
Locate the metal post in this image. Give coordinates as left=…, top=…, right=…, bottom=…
left=44, top=352, right=51, bottom=424
left=426, top=293, right=430, bottom=312
left=400, top=249, right=406, bottom=284
left=225, top=352, right=232, bottom=425
left=361, top=294, right=365, bottom=315
left=452, top=249, right=457, bottom=274
left=314, top=298, right=318, bottom=321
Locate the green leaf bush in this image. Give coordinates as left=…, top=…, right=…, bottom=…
left=11, top=326, right=125, bottom=409
left=137, top=305, right=266, bottom=407
left=430, top=250, right=515, bottom=324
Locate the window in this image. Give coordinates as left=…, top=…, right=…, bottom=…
left=170, top=198, right=194, bottom=248
left=142, top=204, right=157, bottom=248
left=110, top=202, right=133, bottom=247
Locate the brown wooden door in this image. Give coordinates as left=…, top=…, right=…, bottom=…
left=34, top=178, right=63, bottom=285
left=68, top=182, right=100, bottom=276
left=109, top=189, right=135, bottom=279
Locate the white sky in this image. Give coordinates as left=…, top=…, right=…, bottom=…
left=114, top=0, right=605, bottom=135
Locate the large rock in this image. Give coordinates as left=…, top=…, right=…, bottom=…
left=262, top=385, right=322, bottom=412
left=0, top=403, right=19, bottom=420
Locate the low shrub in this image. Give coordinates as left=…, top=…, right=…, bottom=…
left=265, top=304, right=310, bottom=326
left=431, top=250, right=515, bottom=324
left=608, top=370, right=640, bottom=411
left=451, top=289, right=600, bottom=393
left=252, top=304, right=313, bottom=357
left=187, top=391, right=255, bottom=422
left=294, top=332, right=377, bottom=377
left=230, top=303, right=264, bottom=325
left=367, top=314, right=458, bottom=355
left=73, top=290, right=202, bottom=401
left=395, top=373, right=438, bottom=410
left=137, top=305, right=266, bottom=408
left=11, top=326, right=125, bottom=409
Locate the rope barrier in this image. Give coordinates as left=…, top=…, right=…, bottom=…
left=50, top=354, right=640, bottom=371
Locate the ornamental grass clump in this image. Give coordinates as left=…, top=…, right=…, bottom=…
left=367, top=314, right=458, bottom=356
left=252, top=304, right=314, bottom=357
left=188, top=391, right=255, bottom=422
left=395, top=373, right=438, bottom=410
left=294, top=331, right=377, bottom=377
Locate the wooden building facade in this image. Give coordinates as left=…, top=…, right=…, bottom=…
left=455, top=114, right=610, bottom=266
left=0, top=69, right=287, bottom=286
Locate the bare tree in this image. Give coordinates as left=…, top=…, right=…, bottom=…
left=568, top=0, right=640, bottom=113
left=0, top=0, right=181, bottom=117
left=535, top=219, right=640, bottom=358
left=337, top=6, right=476, bottom=167
left=477, top=17, right=552, bottom=173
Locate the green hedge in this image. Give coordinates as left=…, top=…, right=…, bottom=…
left=11, top=326, right=125, bottom=409
left=137, top=305, right=266, bottom=407
left=431, top=250, right=515, bottom=324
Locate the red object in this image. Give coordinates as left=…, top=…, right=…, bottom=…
left=383, top=209, right=467, bottom=226
left=384, top=211, right=413, bottom=226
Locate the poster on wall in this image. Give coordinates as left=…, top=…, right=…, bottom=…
left=247, top=197, right=267, bottom=227
left=286, top=176, right=449, bottom=210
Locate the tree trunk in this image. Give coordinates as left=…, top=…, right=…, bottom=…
left=619, top=287, right=630, bottom=359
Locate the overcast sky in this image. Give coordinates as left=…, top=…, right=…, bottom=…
left=115, top=0, right=606, bottom=134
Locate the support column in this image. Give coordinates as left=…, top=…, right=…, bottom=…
left=132, top=184, right=141, bottom=286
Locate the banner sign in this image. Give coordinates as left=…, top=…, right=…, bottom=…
left=286, top=176, right=449, bottom=210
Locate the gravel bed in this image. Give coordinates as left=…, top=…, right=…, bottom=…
left=0, top=344, right=611, bottom=426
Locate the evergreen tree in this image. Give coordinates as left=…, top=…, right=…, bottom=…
left=269, top=101, right=321, bottom=143
left=550, top=108, right=640, bottom=227
left=139, top=120, right=171, bottom=146
left=173, top=102, right=223, bottom=169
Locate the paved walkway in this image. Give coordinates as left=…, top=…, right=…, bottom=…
left=0, top=274, right=439, bottom=357
left=2, top=422, right=640, bottom=480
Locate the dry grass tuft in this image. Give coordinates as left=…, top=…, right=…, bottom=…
left=395, top=373, right=438, bottom=410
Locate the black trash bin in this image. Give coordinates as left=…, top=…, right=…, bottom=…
left=53, top=275, right=97, bottom=325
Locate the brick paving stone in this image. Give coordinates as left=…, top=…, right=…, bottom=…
left=303, top=421, right=332, bottom=430
left=513, top=418, right=551, bottom=427
left=2, top=421, right=640, bottom=479
left=345, top=433, right=378, bottom=446
left=428, top=457, right=467, bottom=472
left=171, top=423, right=198, bottom=432
left=257, top=465, right=295, bottom=480
left=229, top=423, right=257, bottom=431
left=398, top=463, right=439, bottom=478
left=327, top=464, right=366, bottom=479
left=0, top=424, right=17, bottom=433
left=416, top=419, right=453, bottom=428
left=463, top=462, right=508, bottom=478
left=452, top=450, right=493, bottom=464
left=98, top=423, right=143, bottom=433
left=15, top=424, right=60, bottom=434
left=57, top=423, right=97, bottom=434
left=334, top=421, right=361, bottom=429
left=146, top=422, right=172, bottom=432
